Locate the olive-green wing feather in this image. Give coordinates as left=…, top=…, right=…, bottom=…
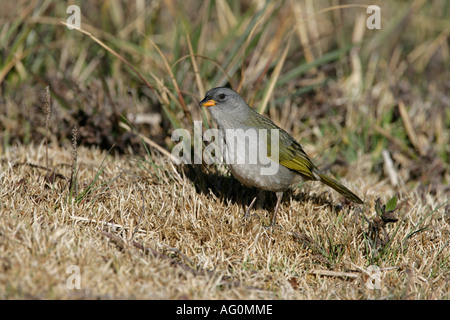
left=245, top=109, right=363, bottom=204
left=277, top=140, right=317, bottom=180
left=245, top=110, right=317, bottom=180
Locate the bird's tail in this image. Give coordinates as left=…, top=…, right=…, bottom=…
left=317, top=173, right=363, bottom=204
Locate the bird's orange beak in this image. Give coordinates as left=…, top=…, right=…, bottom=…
left=199, top=99, right=216, bottom=107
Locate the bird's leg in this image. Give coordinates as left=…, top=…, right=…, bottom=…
left=270, top=192, right=284, bottom=227
left=243, top=190, right=261, bottom=219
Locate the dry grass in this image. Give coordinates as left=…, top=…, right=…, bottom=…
left=1, top=0, right=449, bottom=299
left=0, top=140, right=448, bottom=299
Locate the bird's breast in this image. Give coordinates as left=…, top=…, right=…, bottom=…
left=219, top=127, right=296, bottom=192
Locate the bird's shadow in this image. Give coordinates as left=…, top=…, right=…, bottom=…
left=181, top=164, right=338, bottom=216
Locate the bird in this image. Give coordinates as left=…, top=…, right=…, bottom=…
left=199, top=87, right=363, bottom=226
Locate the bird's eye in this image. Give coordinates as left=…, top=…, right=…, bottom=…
left=218, top=93, right=226, bottom=100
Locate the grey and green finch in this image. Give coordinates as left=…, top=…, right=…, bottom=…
left=199, top=87, right=363, bottom=226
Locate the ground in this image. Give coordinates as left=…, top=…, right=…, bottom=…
left=0, top=0, right=449, bottom=299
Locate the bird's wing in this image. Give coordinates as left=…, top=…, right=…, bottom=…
left=245, top=110, right=317, bottom=180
